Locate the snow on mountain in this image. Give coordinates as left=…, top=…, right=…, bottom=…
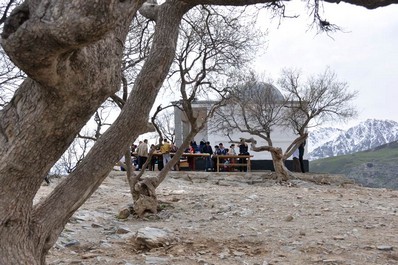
left=308, top=119, right=398, bottom=161
left=307, top=127, right=343, bottom=152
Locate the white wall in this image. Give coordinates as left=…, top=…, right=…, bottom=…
left=175, top=102, right=309, bottom=160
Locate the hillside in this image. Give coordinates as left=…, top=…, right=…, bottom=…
left=38, top=171, right=398, bottom=265
left=310, top=141, right=398, bottom=190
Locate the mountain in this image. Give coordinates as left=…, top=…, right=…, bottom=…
left=308, top=119, right=398, bottom=160
left=307, top=127, right=343, bottom=152
left=310, top=140, right=398, bottom=190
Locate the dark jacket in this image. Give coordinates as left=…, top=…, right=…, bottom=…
left=201, top=144, right=213, bottom=155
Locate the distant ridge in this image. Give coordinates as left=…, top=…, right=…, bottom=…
left=308, top=119, right=398, bottom=160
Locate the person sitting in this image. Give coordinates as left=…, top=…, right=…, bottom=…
left=218, top=143, right=227, bottom=155
left=190, top=140, right=199, bottom=153
left=226, top=144, right=237, bottom=171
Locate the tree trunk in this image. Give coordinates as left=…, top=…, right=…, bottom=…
left=0, top=0, right=191, bottom=263
left=270, top=150, right=292, bottom=182
left=132, top=129, right=197, bottom=216
left=250, top=142, right=292, bottom=182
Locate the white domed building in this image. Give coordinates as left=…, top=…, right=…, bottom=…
left=173, top=82, right=308, bottom=171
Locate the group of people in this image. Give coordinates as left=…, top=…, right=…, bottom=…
left=121, top=138, right=306, bottom=173
left=192, top=139, right=250, bottom=172
left=120, top=138, right=178, bottom=171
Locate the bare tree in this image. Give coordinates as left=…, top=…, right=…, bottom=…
left=278, top=67, right=358, bottom=155
left=0, top=0, right=392, bottom=263
left=280, top=68, right=358, bottom=134
left=53, top=136, right=93, bottom=174
left=212, top=73, right=294, bottom=180
left=131, top=5, right=263, bottom=215
left=153, top=107, right=176, bottom=142
left=212, top=69, right=357, bottom=181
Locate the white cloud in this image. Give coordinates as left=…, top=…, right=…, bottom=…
left=255, top=2, right=398, bottom=129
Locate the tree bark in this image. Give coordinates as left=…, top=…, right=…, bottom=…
left=33, top=1, right=192, bottom=261
left=132, top=129, right=197, bottom=216
left=1, top=0, right=146, bottom=262
left=250, top=142, right=292, bottom=181
left=0, top=1, right=193, bottom=264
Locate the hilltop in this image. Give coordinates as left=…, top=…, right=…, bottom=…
left=37, top=171, right=398, bottom=265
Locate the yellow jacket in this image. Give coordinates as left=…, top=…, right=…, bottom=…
left=160, top=142, right=171, bottom=154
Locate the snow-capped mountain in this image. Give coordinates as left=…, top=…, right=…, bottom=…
left=307, top=127, right=344, bottom=152
left=308, top=119, right=398, bottom=160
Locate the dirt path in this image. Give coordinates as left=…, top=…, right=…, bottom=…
left=36, top=171, right=398, bottom=265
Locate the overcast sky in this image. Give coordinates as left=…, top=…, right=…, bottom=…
left=254, top=1, right=398, bottom=129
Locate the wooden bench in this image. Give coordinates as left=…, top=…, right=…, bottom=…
left=215, top=155, right=253, bottom=172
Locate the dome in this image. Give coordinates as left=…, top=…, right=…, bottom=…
left=238, top=82, right=285, bottom=102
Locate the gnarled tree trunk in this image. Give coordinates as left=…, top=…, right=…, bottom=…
left=132, top=129, right=198, bottom=217
left=0, top=0, right=191, bottom=263
left=249, top=138, right=293, bottom=182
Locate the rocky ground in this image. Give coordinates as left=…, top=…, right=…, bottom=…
left=35, top=171, right=398, bottom=265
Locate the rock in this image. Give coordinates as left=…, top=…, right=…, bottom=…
left=135, top=227, right=173, bottom=249
left=240, top=208, right=253, bottom=217
left=116, top=227, right=131, bottom=234
left=91, top=223, right=103, bottom=228
left=64, top=239, right=80, bottom=248
left=145, top=256, right=170, bottom=264
left=81, top=253, right=99, bottom=259
left=170, top=189, right=187, bottom=195
left=377, top=245, right=393, bottom=251
left=333, top=235, right=345, bottom=240
left=285, top=215, right=294, bottom=222
left=117, top=208, right=130, bottom=219
left=247, top=194, right=259, bottom=200
left=323, top=259, right=343, bottom=263
left=233, top=250, right=245, bottom=256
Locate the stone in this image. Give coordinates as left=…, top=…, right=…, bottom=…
left=285, top=215, right=294, bottom=222
left=91, top=223, right=103, bottom=228
left=145, top=256, right=170, bottom=264
left=135, top=227, right=173, bottom=249
left=117, top=208, right=131, bottom=219
left=116, top=227, right=131, bottom=234
left=377, top=245, right=393, bottom=251
left=333, top=235, right=345, bottom=240
left=64, top=239, right=80, bottom=248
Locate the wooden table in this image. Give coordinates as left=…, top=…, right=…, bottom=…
left=134, top=152, right=210, bottom=171
left=215, top=155, right=253, bottom=172
left=180, top=153, right=210, bottom=171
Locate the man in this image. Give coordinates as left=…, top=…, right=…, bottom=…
left=298, top=141, right=306, bottom=173
left=292, top=148, right=301, bottom=173
left=160, top=139, right=171, bottom=168
left=136, top=139, right=149, bottom=170
left=201, top=141, right=213, bottom=172
left=238, top=139, right=249, bottom=172
left=218, top=143, right=227, bottom=155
